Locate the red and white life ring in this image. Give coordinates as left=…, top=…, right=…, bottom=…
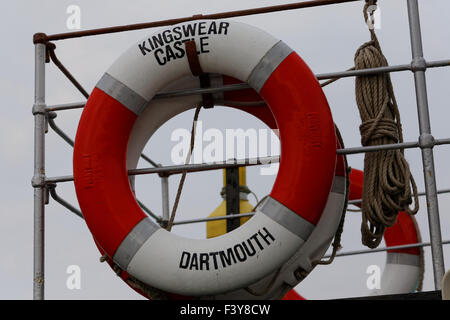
left=349, top=169, right=423, bottom=295
left=74, top=20, right=337, bottom=297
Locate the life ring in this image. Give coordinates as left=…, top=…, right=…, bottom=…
left=124, top=74, right=348, bottom=299
left=73, top=20, right=336, bottom=296
left=349, top=169, right=424, bottom=295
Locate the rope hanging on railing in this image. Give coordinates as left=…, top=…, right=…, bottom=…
left=165, top=105, right=201, bottom=231
left=165, top=40, right=209, bottom=232
left=355, top=0, right=419, bottom=249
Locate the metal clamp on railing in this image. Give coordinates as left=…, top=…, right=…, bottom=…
left=411, top=56, right=427, bottom=72
left=419, top=133, right=435, bottom=149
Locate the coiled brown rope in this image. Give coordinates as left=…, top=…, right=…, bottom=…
left=355, top=0, right=419, bottom=249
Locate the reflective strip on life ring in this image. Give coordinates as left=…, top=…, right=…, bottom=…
left=125, top=74, right=347, bottom=299
left=73, top=20, right=336, bottom=296
left=349, top=169, right=423, bottom=295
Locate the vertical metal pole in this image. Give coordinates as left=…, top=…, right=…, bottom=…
left=407, top=0, right=445, bottom=289
left=161, top=176, right=170, bottom=225
left=32, top=43, right=46, bottom=300
left=225, top=168, right=240, bottom=232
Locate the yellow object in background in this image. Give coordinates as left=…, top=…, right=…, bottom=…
left=206, top=167, right=254, bottom=239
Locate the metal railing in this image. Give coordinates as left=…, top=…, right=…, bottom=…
left=33, top=0, right=449, bottom=299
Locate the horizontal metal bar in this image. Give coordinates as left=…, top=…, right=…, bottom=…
left=348, top=188, right=450, bottom=205
left=39, top=0, right=362, bottom=42
left=174, top=184, right=450, bottom=225
left=45, top=156, right=279, bottom=183
left=156, top=83, right=250, bottom=99
left=46, top=175, right=74, bottom=184
left=45, top=134, right=450, bottom=183
left=427, top=59, right=450, bottom=69
left=318, top=64, right=409, bottom=80
left=337, top=141, right=419, bottom=155
left=324, top=240, right=450, bottom=259
left=172, top=212, right=255, bottom=226
left=129, top=138, right=450, bottom=169
left=434, top=138, right=450, bottom=146
left=45, top=83, right=250, bottom=111
left=129, top=156, right=279, bottom=177
left=317, top=59, right=450, bottom=81
left=47, top=182, right=450, bottom=256
left=112, top=59, right=450, bottom=99
left=338, top=138, right=450, bottom=155
left=44, top=58, right=450, bottom=112
left=175, top=186, right=450, bottom=224
left=46, top=102, right=86, bottom=112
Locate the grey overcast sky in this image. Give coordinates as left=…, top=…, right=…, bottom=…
left=1, top=0, right=450, bottom=299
